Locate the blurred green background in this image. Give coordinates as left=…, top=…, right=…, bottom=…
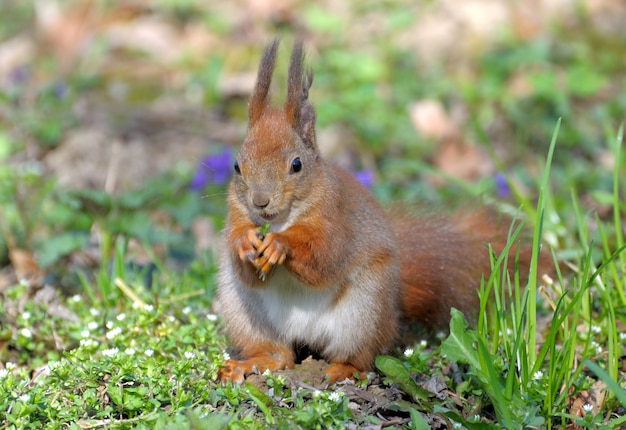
left=0, top=0, right=624, bottom=283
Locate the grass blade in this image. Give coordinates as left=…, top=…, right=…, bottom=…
left=527, top=118, right=560, bottom=366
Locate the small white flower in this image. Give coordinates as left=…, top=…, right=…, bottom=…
left=590, top=341, right=602, bottom=355
left=620, top=333, right=626, bottom=342
left=116, top=313, right=126, bottom=321
left=143, top=304, right=154, bottom=312
left=419, top=340, right=428, bottom=348
left=22, top=312, right=31, bottom=320
left=19, top=279, right=30, bottom=287
left=88, top=321, right=98, bottom=331
left=106, top=327, right=122, bottom=340
left=102, top=348, right=119, bottom=357
left=71, top=294, right=82, bottom=303
left=81, top=330, right=90, bottom=338
left=262, top=369, right=272, bottom=377
left=222, top=352, right=230, bottom=361
left=90, top=308, right=100, bottom=316
left=105, top=321, right=114, bottom=329
left=125, top=348, right=136, bottom=356
left=144, top=349, right=154, bottom=357
left=533, top=371, right=544, bottom=380
left=47, top=361, right=60, bottom=370
left=18, top=394, right=30, bottom=402
left=328, top=391, right=343, bottom=402
left=207, top=314, right=218, bottom=321
left=184, top=351, right=196, bottom=359
left=168, top=316, right=176, bottom=322
left=436, top=331, right=446, bottom=340
left=79, top=339, right=98, bottom=348
left=404, top=348, right=414, bottom=357
left=182, top=306, right=192, bottom=315
left=0, top=369, right=9, bottom=378
left=452, top=422, right=462, bottom=429
left=20, top=328, right=33, bottom=338
left=590, top=325, right=601, bottom=334
left=473, top=414, right=481, bottom=422
left=6, top=362, right=16, bottom=370
left=582, top=403, right=593, bottom=413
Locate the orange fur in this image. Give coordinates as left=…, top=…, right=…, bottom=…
left=218, top=343, right=295, bottom=384
left=216, top=41, right=546, bottom=385
left=395, top=209, right=537, bottom=328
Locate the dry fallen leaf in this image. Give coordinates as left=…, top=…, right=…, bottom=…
left=568, top=379, right=607, bottom=429
left=408, top=99, right=454, bottom=141
left=35, top=0, right=145, bottom=70
left=9, top=248, right=44, bottom=285
left=35, top=0, right=96, bottom=69
left=434, top=136, right=494, bottom=182
left=105, top=16, right=180, bottom=64
left=409, top=98, right=493, bottom=182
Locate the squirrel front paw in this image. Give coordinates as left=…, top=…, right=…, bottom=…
left=256, top=233, right=287, bottom=279
left=236, top=228, right=263, bottom=264
left=235, top=229, right=288, bottom=280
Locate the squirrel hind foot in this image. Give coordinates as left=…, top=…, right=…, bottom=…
left=323, top=362, right=365, bottom=384
left=217, top=359, right=246, bottom=385
left=217, top=344, right=296, bottom=384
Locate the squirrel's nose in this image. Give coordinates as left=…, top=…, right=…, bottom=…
left=252, top=194, right=270, bottom=209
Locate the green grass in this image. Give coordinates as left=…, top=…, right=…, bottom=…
left=438, top=122, right=625, bottom=428
left=1, top=1, right=626, bottom=428
left=375, top=123, right=625, bottom=429
left=2, top=126, right=624, bottom=428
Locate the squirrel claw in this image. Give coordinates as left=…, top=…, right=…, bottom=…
left=257, top=261, right=274, bottom=281
left=256, top=233, right=287, bottom=273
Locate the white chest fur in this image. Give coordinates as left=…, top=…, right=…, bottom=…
left=253, top=268, right=364, bottom=360
left=256, top=268, right=336, bottom=343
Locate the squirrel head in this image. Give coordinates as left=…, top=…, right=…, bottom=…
left=231, top=40, right=322, bottom=228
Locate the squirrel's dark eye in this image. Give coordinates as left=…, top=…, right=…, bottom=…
left=290, top=157, right=302, bottom=173
left=234, top=161, right=241, bottom=174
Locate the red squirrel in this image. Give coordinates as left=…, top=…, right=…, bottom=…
left=217, top=40, right=538, bottom=384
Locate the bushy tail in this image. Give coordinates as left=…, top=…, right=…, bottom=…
left=393, top=208, right=545, bottom=329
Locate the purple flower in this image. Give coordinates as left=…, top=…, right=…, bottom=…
left=354, top=170, right=375, bottom=188
left=495, top=172, right=511, bottom=198
left=190, top=147, right=234, bottom=190
left=9, top=65, right=30, bottom=85
left=54, top=81, right=68, bottom=100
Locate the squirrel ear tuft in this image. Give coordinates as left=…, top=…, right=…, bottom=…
left=249, top=39, right=280, bottom=127
left=299, top=95, right=317, bottom=148
left=285, top=42, right=317, bottom=148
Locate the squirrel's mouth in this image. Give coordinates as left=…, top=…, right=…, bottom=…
left=260, top=212, right=278, bottom=222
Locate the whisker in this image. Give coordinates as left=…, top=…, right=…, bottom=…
left=200, top=191, right=230, bottom=199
